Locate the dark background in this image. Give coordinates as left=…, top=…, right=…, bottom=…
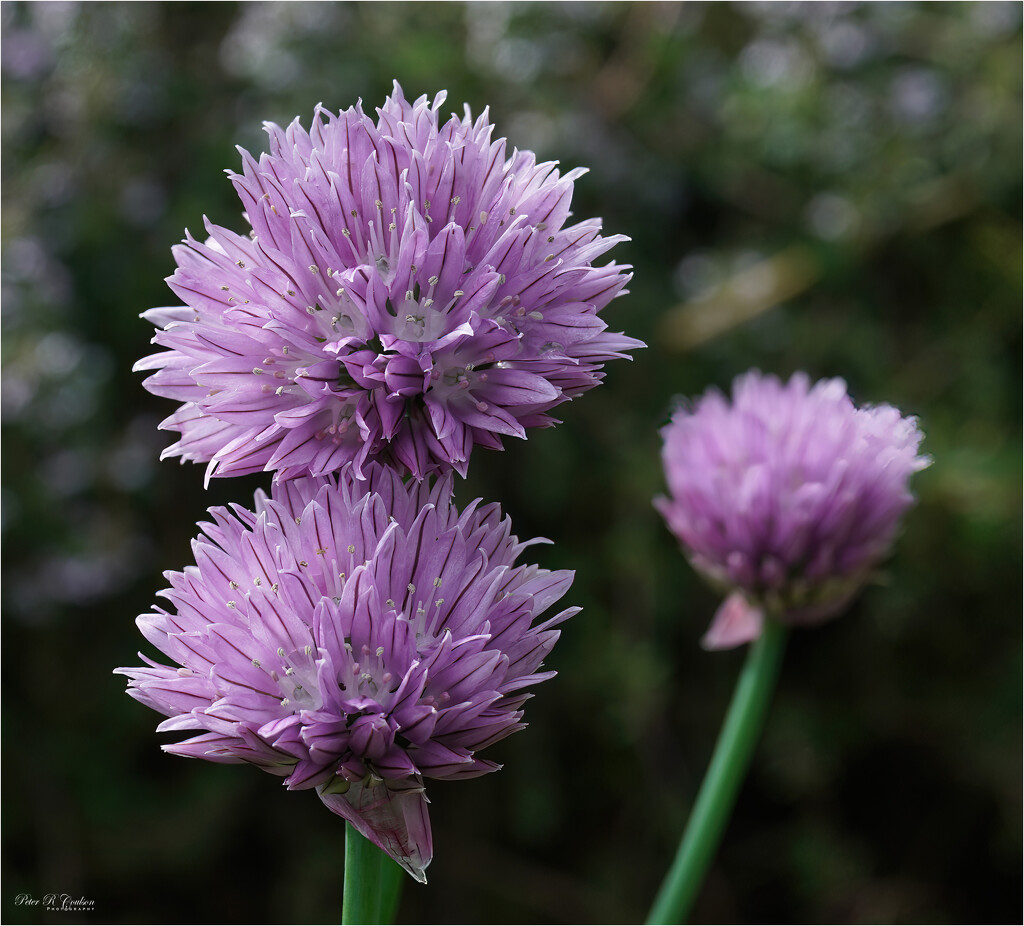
left=2, top=2, right=1020, bottom=923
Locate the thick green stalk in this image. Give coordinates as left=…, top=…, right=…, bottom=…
left=647, top=619, right=788, bottom=925
left=376, top=846, right=404, bottom=925
left=342, top=824, right=404, bottom=925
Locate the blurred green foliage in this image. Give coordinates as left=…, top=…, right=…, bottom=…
left=2, top=2, right=1020, bottom=923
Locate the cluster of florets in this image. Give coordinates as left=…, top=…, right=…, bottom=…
left=117, top=465, right=576, bottom=881
left=122, top=82, right=928, bottom=892
left=137, top=81, right=638, bottom=482
left=121, top=83, right=642, bottom=882
left=656, top=370, right=929, bottom=649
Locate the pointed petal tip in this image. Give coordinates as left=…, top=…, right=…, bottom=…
left=401, top=859, right=430, bottom=884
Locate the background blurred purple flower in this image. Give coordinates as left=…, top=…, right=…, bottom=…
left=656, top=370, right=929, bottom=650
left=136, top=81, right=640, bottom=481
left=116, top=464, right=577, bottom=881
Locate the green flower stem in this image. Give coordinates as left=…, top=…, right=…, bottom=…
left=647, top=619, right=789, bottom=925
left=342, top=824, right=404, bottom=925
left=376, top=850, right=404, bottom=925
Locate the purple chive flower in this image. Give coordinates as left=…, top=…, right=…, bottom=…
left=655, top=371, right=929, bottom=650
left=136, top=81, right=640, bottom=481
left=115, top=464, right=577, bottom=881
